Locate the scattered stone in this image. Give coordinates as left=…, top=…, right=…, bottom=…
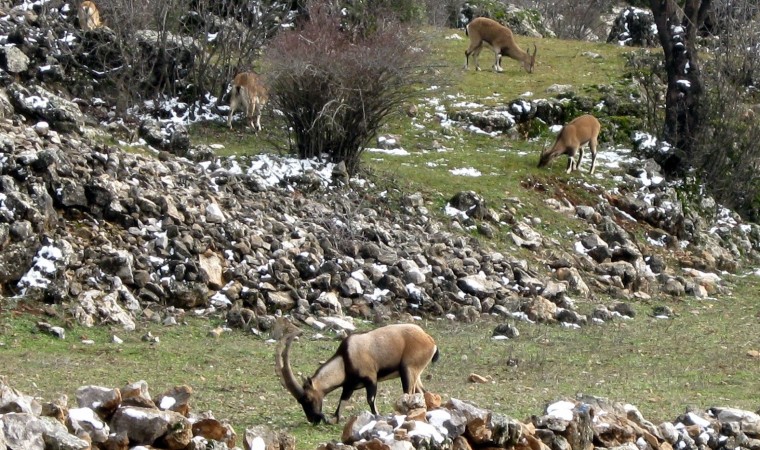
left=468, top=373, right=490, bottom=384
left=492, top=323, right=519, bottom=339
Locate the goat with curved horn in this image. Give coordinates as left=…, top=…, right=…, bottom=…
left=275, top=324, right=439, bottom=425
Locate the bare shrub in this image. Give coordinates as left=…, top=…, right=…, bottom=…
left=516, top=0, right=616, bottom=40
left=625, top=50, right=666, bottom=135
left=423, top=0, right=461, bottom=27
left=265, top=2, right=428, bottom=175
left=689, top=2, right=760, bottom=220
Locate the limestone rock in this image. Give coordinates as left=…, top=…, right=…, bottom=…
left=155, top=385, right=193, bottom=416
left=75, top=385, right=122, bottom=420
left=1, top=45, right=29, bottom=73
left=110, top=406, right=192, bottom=447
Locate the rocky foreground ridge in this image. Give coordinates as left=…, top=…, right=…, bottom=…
left=5, top=377, right=760, bottom=450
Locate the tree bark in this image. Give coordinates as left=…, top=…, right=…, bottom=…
left=649, top=0, right=710, bottom=172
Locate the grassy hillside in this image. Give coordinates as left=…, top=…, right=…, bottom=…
left=194, top=26, right=643, bottom=246
left=3, top=26, right=759, bottom=450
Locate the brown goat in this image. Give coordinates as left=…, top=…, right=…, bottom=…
left=227, top=72, right=268, bottom=132
left=275, top=324, right=439, bottom=425
left=538, top=114, right=601, bottom=174
left=465, top=17, right=537, bottom=73
left=78, top=1, right=102, bottom=31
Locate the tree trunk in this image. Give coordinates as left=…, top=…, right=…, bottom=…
left=649, top=0, right=710, bottom=172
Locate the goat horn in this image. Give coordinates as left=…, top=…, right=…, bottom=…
left=274, top=332, right=305, bottom=399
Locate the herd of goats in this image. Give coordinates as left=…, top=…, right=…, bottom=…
left=73, top=1, right=605, bottom=425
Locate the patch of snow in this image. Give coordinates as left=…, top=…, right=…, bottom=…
left=17, top=245, right=63, bottom=293
left=210, top=292, right=231, bottom=307
left=69, top=408, right=105, bottom=429
left=444, top=203, right=469, bottom=219
left=366, top=148, right=410, bottom=156
left=547, top=401, right=575, bottom=421
left=367, top=288, right=389, bottom=301
left=449, top=167, right=481, bottom=177
left=160, top=396, right=177, bottom=410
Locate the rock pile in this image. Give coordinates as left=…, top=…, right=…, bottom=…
left=323, top=392, right=760, bottom=450
left=6, top=376, right=760, bottom=450
left=0, top=378, right=293, bottom=450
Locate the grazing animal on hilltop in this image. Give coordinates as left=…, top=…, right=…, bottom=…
left=275, top=324, right=439, bottom=425
left=538, top=114, right=601, bottom=174
left=78, top=1, right=102, bottom=31
left=227, top=72, right=268, bottom=132
left=464, top=17, right=537, bottom=73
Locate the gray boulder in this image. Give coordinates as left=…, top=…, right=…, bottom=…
left=8, top=84, right=84, bottom=132
left=607, top=7, right=658, bottom=47
left=0, top=45, right=29, bottom=74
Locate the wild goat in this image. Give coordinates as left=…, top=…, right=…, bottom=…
left=227, top=72, right=268, bottom=132
left=464, top=17, right=537, bottom=73
left=78, top=1, right=102, bottom=31
left=275, top=323, right=439, bottom=425
left=538, top=114, right=601, bottom=174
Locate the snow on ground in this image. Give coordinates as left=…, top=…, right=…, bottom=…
left=366, top=148, right=410, bottom=156
left=449, top=167, right=482, bottom=177
left=17, top=245, right=63, bottom=294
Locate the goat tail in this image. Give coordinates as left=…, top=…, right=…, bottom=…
left=431, top=347, right=440, bottom=364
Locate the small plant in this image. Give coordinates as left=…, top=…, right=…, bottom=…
left=624, top=49, right=666, bottom=136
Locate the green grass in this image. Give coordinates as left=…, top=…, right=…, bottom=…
left=2, top=25, right=758, bottom=450
left=3, top=274, right=760, bottom=449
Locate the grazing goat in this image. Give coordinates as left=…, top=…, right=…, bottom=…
left=465, top=17, right=537, bottom=73
left=275, top=324, right=439, bottom=425
left=538, top=114, right=601, bottom=174
left=78, top=1, right=102, bottom=31
left=227, top=72, right=268, bottom=132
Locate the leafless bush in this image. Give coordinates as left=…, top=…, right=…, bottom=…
left=513, top=0, right=616, bottom=40
left=264, top=2, right=429, bottom=175
left=625, top=50, right=666, bottom=135
left=690, top=2, right=760, bottom=220
left=422, top=0, right=461, bottom=27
